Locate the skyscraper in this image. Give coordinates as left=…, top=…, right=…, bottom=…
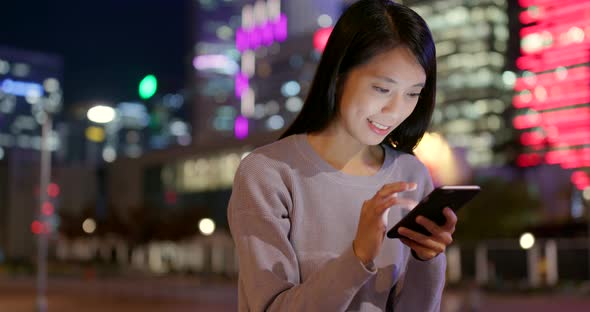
left=404, top=0, right=515, bottom=168
left=0, top=46, right=63, bottom=259
left=512, top=0, right=590, bottom=215
left=193, top=0, right=344, bottom=144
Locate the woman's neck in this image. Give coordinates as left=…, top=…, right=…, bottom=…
left=306, top=131, right=384, bottom=176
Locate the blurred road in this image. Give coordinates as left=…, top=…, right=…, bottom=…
left=1, top=275, right=590, bottom=311
left=0, top=275, right=237, bottom=312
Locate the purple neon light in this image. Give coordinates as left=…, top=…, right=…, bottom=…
left=250, top=27, right=262, bottom=50
left=260, top=22, right=274, bottom=46
left=236, top=28, right=248, bottom=52
left=273, top=14, right=287, bottom=42
left=235, top=72, right=249, bottom=98
left=235, top=14, right=288, bottom=52
left=234, top=115, right=249, bottom=139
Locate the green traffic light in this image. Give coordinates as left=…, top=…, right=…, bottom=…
left=139, top=74, right=157, bottom=99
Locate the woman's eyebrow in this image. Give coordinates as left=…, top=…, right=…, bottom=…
left=374, top=75, right=425, bottom=87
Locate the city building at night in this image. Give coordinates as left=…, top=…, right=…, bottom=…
left=404, top=0, right=590, bottom=219
left=404, top=0, right=515, bottom=168
left=193, top=0, right=343, bottom=144
left=106, top=0, right=346, bottom=232
left=512, top=0, right=590, bottom=217
left=0, top=46, right=63, bottom=260
left=103, top=0, right=589, bottom=244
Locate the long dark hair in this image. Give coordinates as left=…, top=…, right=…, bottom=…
left=280, top=0, right=436, bottom=154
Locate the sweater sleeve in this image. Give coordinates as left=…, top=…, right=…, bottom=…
left=393, top=253, right=446, bottom=311
left=393, top=163, right=447, bottom=312
left=228, top=154, right=376, bottom=312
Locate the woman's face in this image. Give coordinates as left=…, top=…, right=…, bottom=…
left=333, top=46, right=426, bottom=146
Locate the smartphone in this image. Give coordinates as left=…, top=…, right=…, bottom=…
left=386, top=185, right=481, bottom=239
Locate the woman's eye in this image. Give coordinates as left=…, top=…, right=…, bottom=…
left=373, top=86, right=389, bottom=94
left=408, top=92, right=421, bottom=98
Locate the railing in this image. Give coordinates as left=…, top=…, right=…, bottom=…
left=54, top=234, right=590, bottom=288
left=54, top=232, right=239, bottom=276
left=447, top=238, right=590, bottom=288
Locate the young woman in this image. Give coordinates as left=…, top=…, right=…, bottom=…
left=227, top=0, right=456, bottom=311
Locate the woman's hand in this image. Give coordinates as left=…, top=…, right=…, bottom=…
left=398, top=207, right=457, bottom=261
left=353, top=182, right=418, bottom=266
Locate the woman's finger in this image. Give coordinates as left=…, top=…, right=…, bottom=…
left=374, top=196, right=398, bottom=216
left=400, top=238, right=437, bottom=260
left=441, top=207, right=458, bottom=231
left=377, top=182, right=417, bottom=199
left=415, top=216, right=447, bottom=237
left=375, top=197, right=417, bottom=215
left=398, top=227, right=447, bottom=254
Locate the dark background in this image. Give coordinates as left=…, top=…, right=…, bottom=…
left=0, top=0, right=191, bottom=106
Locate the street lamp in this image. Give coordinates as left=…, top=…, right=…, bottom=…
left=199, top=218, right=216, bottom=236
left=82, top=218, right=97, bottom=234
left=85, top=104, right=119, bottom=164
left=87, top=105, right=116, bottom=124
left=84, top=105, right=118, bottom=222
left=520, top=232, right=535, bottom=250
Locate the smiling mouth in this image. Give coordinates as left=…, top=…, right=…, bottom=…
left=368, top=119, right=391, bottom=130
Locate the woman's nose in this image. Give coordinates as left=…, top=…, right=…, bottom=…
left=381, top=93, right=402, bottom=113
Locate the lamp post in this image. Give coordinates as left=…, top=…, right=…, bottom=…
left=34, top=77, right=62, bottom=312
left=86, top=104, right=117, bottom=221
left=36, top=113, right=51, bottom=312
left=86, top=104, right=117, bottom=163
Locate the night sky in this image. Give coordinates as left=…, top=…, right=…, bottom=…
left=0, top=0, right=191, bottom=108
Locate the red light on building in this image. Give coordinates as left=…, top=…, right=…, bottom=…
left=31, top=220, right=44, bottom=235
left=514, top=0, right=590, bottom=181
left=519, top=1, right=590, bottom=25
left=545, top=148, right=590, bottom=165
left=514, top=66, right=590, bottom=91
left=517, top=153, right=542, bottom=167
left=516, top=44, right=590, bottom=72
left=571, top=170, right=590, bottom=190
left=47, top=183, right=60, bottom=198
left=547, top=130, right=590, bottom=148
left=42, top=202, right=54, bottom=216
left=512, top=113, right=541, bottom=130
left=313, top=27, right=333, bottom=52
left=520, top=131, right=546, bottom=146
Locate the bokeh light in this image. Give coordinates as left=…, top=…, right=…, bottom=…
left=85, top=126, right=106, bottom=143
left=519, top=232, right=535, bottom=250
left=139, top=74, right=158, bottom=99
left=317, top=14, right=333, bottom=28
left=31, top=221, right=44, bottom=235
left=82, top=218, right=97, bottom=234
left=42, top=202, right=54, bottom=216
left=87, top=105, right=116, bottom=124
left=47, top=183, right=60, bottom=198
left=198, top=218, right=216, bottom=236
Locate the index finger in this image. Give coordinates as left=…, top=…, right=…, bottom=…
left=377, top=182, right=417, bottom=198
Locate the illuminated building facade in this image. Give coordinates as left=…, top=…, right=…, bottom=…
left=404, top=0, right=514, bottom=168
left=512, top=0, right=590, bottom=215
left=106, top=0, right=345, bottom=232
left=63, top=92, right=191, bottom=166
left=193, top=0, right=343, bottom=143
left=110, top=93, right=192, bottom=163
left=0, top=46, right=63, bottom=259
left=0, top=46, right=63, bottom=158
left=192, top=0, right=246, bottom=143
